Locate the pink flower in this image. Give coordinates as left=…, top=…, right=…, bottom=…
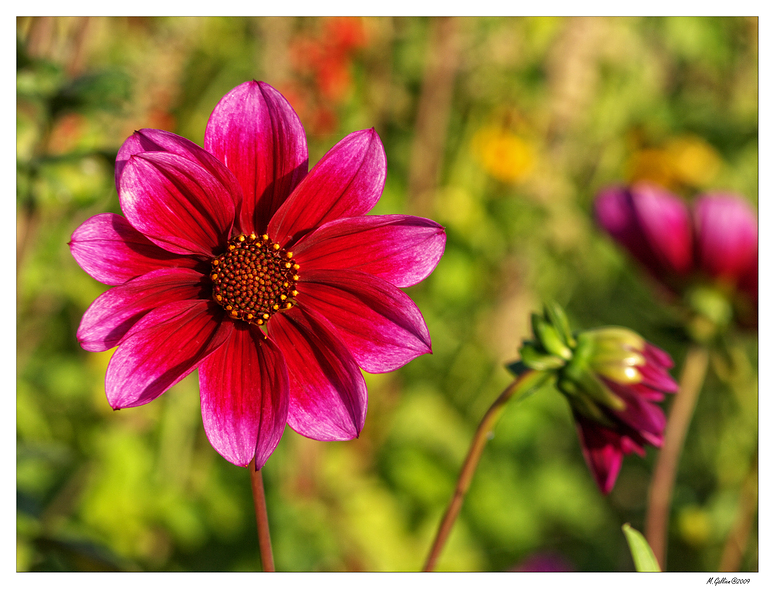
left=570, top=330, right=678, bottom=494
left=595, top=183, right=757, bottom=328
left=693, top=193, right=758, bottom=305
left=594, top=183, right=693, bottom=293
left=517, top=307, right=677, bottom=495
left=70, top=81, right=445, bottom=468
left=513, top=551, right=574, bottom=572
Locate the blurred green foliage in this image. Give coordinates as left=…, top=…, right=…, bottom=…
left=16, top=16, right=757, bottom=572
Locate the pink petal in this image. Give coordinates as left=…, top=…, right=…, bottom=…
left=596, top=183, right=692, bottom=282
left=630, top=183, right=694, bottom=276
left=605, top=381, right=666, bottom=443
left=106, top=300, right=231, bottom=409
left=115, top=129, right=244, bottom=211
left=626, top=382, right=667, bottom=403
left=296, top=270, right=431, bottom=373
left=292, top=215, right=446, bottom=288
left=267, top=306, right=367, bottom=441
left=199, top=325, right=289, bottom=468
left=620, top=435, right=648, bottom=456
left=78, top=268, right=206, bottom=352
left=694, top=193, right=758, bottom=283
left=69, top=213, right=201, bottom=286
left=574, top=417, right=624, bottom=495
left=643, top=342, right=674, bottom=370
left=269, top=129, right=387, bottom=247
left=204, top=81, right=308, bottom=234
left=638, top=361, right=679, bottom=393
left=119, top=152, right=236, bottom=256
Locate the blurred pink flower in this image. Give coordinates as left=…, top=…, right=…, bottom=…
left=70, top=80, right=445, bottom=468
left=693, top=193, right=758, bottom=302
left=595, top=183, right=757, bottom=328
left=594, top=183, right=693, bottom=292
left=513, top=551, right=574, bottom=572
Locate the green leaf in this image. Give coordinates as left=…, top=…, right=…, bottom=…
left=622, top=523, right=661, bottom=572
left=505, top=360, right=531, bottom=377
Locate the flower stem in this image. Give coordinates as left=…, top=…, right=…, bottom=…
left=422, top=369, right=548, bottom=572
left=249, top=460, right=275, bottom=572
left=645, top=344, right=709, bottom=570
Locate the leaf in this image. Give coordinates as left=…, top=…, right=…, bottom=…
left=505, top=359, right=531, bottom=377
left=622, top=523, right=661, bottom=572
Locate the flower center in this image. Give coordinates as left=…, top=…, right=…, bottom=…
left=210, top=233, right=300, bottom=326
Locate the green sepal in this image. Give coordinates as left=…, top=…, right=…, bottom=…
left=531, top=313, right=572, bottom=360
left=570, top=330, right=594, bottom=360
left=558, top=379, right=617, bottom=428
left=589, top=349, right=645, bottom=367
left=564, top=365, right=626, bottom=412
left=561, top=335, right=625, bottom=411
left=585, top=327, right=644, bottom=351
left=543, top=301, right=576, bottom=348
left=519, top=342, right=566, bottom=371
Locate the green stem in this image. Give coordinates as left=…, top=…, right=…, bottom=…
left=250, top=460, right=275, bottom=572
left=422, top=369, right=548, bottom=572
left=645, top=344, right=709, bottom=571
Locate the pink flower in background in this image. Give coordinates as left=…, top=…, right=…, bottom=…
left=595, top=183, right=757, bottom=328
left=594, top=183, right=693, bottom=293
left=513, top=551, right=574, bottom=572
left=693, top=193, right=758, bottom=308
left=70, top=80, right=445, bottom=468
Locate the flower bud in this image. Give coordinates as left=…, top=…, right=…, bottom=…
left=512, top=303, right=678, bottom=494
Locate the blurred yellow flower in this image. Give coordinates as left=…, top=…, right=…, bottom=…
left=627, top=135, right=722, bottom=190
left=665, top=135, right=722, bottom=187
left=471, top=126, right=536, bottom=183
left=677, top=505, right=712, bottom=547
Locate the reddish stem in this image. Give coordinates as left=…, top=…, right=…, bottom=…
left=250, top=461, right=275, bottom=572
left=645, top=344, right=709, bottom=570
left=422, top=370, right=547, bottom=571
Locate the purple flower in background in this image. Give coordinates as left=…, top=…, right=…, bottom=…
left=595, top=183, right=757, bottom=330
left=70, top=81, right=445, bottom=468
left=513, top=551, right=574, bottom=572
